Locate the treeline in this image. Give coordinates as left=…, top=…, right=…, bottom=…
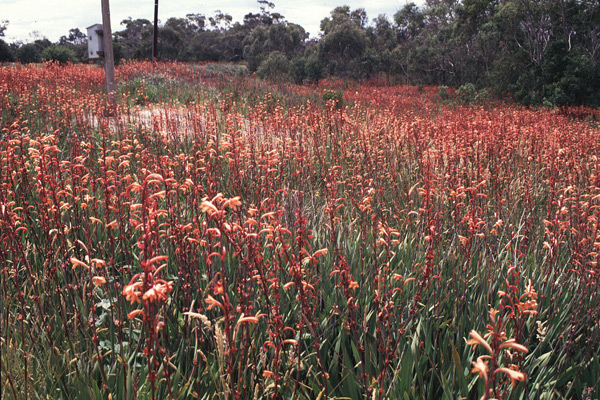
left=1, top=0, right=599, bottom=106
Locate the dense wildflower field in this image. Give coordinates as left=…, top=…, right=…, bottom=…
left=1, top=61, right=599, bottom=400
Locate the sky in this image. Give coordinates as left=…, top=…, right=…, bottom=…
left=1, top=0, right=415, bottom=43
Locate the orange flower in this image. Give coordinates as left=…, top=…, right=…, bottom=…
left=128, top=309, right=145, bottom=320
left=70, top=257, right=90, bottom=270
left=467, top=330, right=493, bottom=354
left=200, top=199, right=219, bottom=214
left=92, top=276, right=106, bottom=286
left=262, top=370, right=275, bottom=379
left=223, top=196, right=242, bottom=211
left=236, top=315, right=259, bottom=326
left=499, top=339, right=529, bottom=354
left=496, top=367, right=526, bottom=387
left=142, top=281, right=173, bottom=303
left=470, top=355, right=490, bottom=383
left=205, top=295, right=225, bottom=311
left=91, top=259, right=106, bottom=269
left=123, top=281, right=143, bottom=304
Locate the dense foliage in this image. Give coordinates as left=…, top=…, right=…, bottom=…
left=1, top=61, right=599, bottom=399
left=2, top=0, right=600, bottom=105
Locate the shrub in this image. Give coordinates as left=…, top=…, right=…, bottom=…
left=256, top=51, right=292, bottom=83
left=41, top=45, right=78, bottom=64
left=435, top=85, right=451, bottom=103
left=455, top=83, right=477, bottom=104
left=292, top=55, right=325, bottom=84
left=322, top=88, right=344, bottom=107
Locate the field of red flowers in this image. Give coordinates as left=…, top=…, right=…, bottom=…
left=1, top=61, right=599, bottom=400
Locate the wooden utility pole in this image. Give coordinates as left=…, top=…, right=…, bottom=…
left=101, top=0, right=116, bottom=107
left=152, top=0, right=159, bottom=67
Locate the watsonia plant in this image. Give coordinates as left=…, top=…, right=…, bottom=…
left=1, top=61, right=599, bottom=399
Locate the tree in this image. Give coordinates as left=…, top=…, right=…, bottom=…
left=320, top=6, right=367, bottom=33
left=370, top=15, right=396, bottom=53
left=0, top=20, right=14, bottom=62
left=116, top=18, right=153, bottom=59
left=319, top=7, right=369, bottom=77
left=0, top=39, right=14, bottom=62
left=185, top=30, right=223, bottom=61
left=366, top=15, right=397, bottom=78
left=394, top=3, right=425, bottom=41
left=243, top=23, right=307, bottom=71
left=517, top=0, right=553, bottom=67
left=59, top=28, right=87, bottom=45
left=0, top=20, right=8, bottom=37
left=210, top=10, right=234, bottom=30
left=57, top=28, right=88, bottom=61
left=16, top=39, right=52, bottom=63
left=158, top=20, right=184, bottom=60
left=450, top=0, right=503, bottom=84
left=393, top=3, right=425, bottom=84
left=482, top=0, right=600, bottom=105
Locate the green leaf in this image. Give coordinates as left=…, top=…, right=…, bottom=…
left=451, top=341, right=468, bottom=395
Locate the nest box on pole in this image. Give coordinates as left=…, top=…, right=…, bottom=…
left=86, top=23, right=104, bottom=59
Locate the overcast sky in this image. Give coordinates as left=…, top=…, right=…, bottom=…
left=2, top=0, right=416, bottom=43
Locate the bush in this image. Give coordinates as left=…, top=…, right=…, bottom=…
left=292, top=55, right=325, bottom=84
left=474, top=88, right=490, bottom=103
left=41, top=45, right=78, bottom=64
left=304, top=55, right=325, bottom=83
left=435, top=85, right=451, bottom=103
left=455, top=83, right=491, bottom=105
left=455, top=83, right=477, bottom=103
left=256, top=51, right=292, bottom=83
left=322, top=88, right=344, bottom=108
